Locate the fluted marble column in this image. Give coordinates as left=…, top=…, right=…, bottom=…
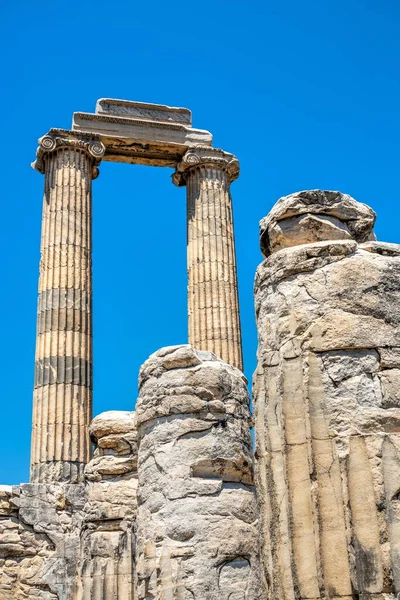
left=173, top=148, right=243, bottom=371
left=30, top=129, right=105, bottom=483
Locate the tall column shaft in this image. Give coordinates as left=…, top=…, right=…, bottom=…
left=30, top=131, right=105, bottom=483
left=174, top=148, right=243, bottom=371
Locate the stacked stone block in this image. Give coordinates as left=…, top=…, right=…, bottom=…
left=135, top=345, right=261, bottom=599
left=77, top=410, right=138, bottom=600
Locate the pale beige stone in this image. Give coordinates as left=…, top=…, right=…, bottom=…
left=378, top=369, right=400, bottom=408
left=90, top=410, right=136, bottom=441
left=254, top=190, right=400, bottom=600
left=259, top=189, right=376, bottom=257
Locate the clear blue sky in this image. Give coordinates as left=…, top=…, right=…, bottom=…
left=1, top=0, right=399, bottom=484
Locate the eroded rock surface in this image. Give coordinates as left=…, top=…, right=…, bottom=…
left=136, top=345, right=261, bottom=599
left=0, top=411, right=137, bottom=600
left=254, top=190, right=400, bottom=600
left=76, top=410, right=138, bottom=599
left=0, top=483, right=85, bottom=599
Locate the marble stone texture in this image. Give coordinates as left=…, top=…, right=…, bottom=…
left=253, top=190, right=400, bottom=600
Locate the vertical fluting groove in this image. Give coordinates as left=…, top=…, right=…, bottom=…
left=73, top=149, right=81, bottom=465
left=253, top=368, right=273, bottom=595
left=186, top=175, right=193, bottom=344
left=187, top=174, right=193, bottom=343
left=211, top=168, right=221, bottom=359
left=307, top=352, right=352, bottom=597
left=117, top=529, right=134, bottom=600
left=224, top=171, right=239, bottom=369
left=192, top=170, right=198, bottom=348
left=221, top=175, right=232, bottom=365
left=58, top=148, right=68, bottom=465
left=82, top=560, right=92, bottom=600
left=31, top=164, right=48, bottom=474
left=199, top=170, right=207, bottom=350
left=221, top=174, right=236, bottom=366
left=104, top=558, right=115, bottom=600
left=266, top=366, right=295, bottom=600
left=45, top=152, right=58, bottom=471
left=30, top=143, right=94, bottom=483
left=37, top=158, right=48, bottom=471
left=189, top=174, right=196, bottom=346
left=282, top=358, right=319, bottom=598
left=204, top=170, right=213, bottom=351
left=225, top=182, right=242, bottom=369
left=188, top=171, right=201, bottom=351
left=86, top=152, right=93, bottom=463
left=206, top=168, right=219, bottom=358
left=93, top=558, right=102, bottom=600
left=348, top=436, right=383, bottom=593
left=185, top=165, right=243, bottom=370
left=382, top=437, right=400, bottom=593
left=215, top=169, right=227, bottom=363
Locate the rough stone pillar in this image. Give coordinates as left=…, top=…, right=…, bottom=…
left=253, top=190, right=400, bottom=600
left=173, top=148, right=243, bottom=371
left=77, top=411, right=138, bottom=600
left=30, top=130, right=105, bottom=483
left=136, top=345, right=261, bottom=599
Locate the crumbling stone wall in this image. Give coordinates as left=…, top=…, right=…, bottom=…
left=0, top=483, right=85, bottom=599
left=253, top=190, right=400, bottom=600
left=0, top=411, right=137, bottom=600
left=136, top=345, right=261, bottom=599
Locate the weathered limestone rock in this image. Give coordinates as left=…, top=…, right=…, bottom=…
left=253, top=190, right=400, bottom=600
left=0, top=483, right=85, bottom=600
left=76, top=410, right=138, bottom=599
left=136, top=345, right=261, bottom=599
left=173, top=149, right=243, bottom=371
left=259, top=189, right=376, bottom=256
left=31, top=130, right=105, bottom=483
left=0, top=411, right=138, bottom=599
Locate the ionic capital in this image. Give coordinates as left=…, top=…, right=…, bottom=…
left=32, top=128, right=106, bottom=179
left=172, top=147, right=239, bottom=187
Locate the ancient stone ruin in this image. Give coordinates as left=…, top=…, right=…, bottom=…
left=0, top=99, right=399, bottom=599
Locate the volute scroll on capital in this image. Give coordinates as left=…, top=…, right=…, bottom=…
left=32, top=129, right=106, bottom=179
left=172, top=146, right=240, bottom=187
